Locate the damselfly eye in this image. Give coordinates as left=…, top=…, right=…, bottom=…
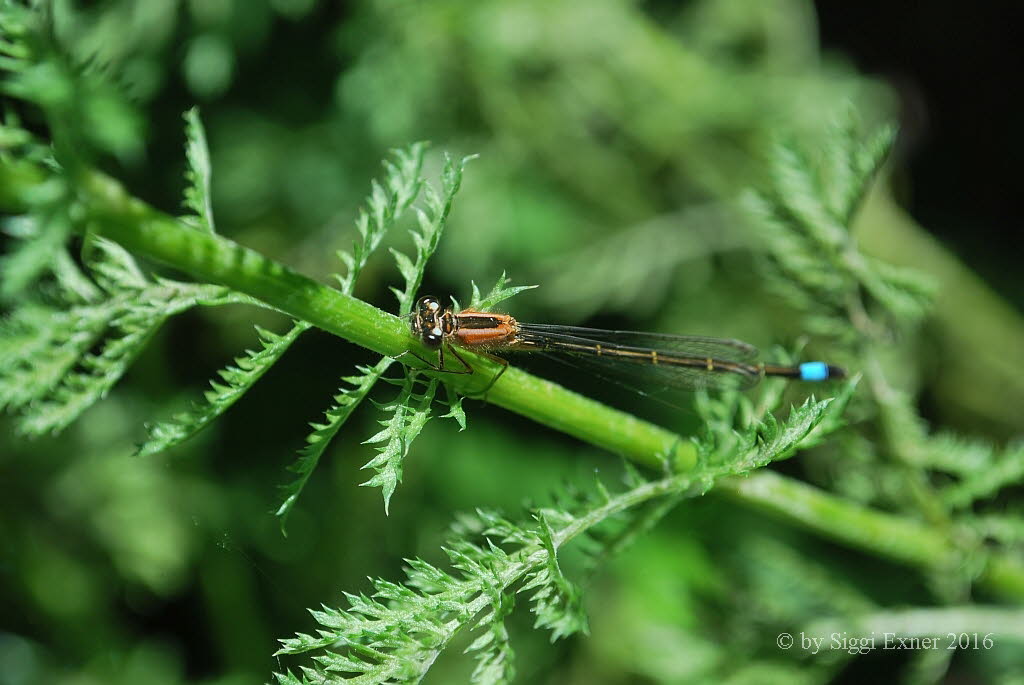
left=423, top=326, right=443, bottom=347
left=417, top=296, right=441, bottom=316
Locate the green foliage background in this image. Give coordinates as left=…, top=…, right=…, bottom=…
left=1, top=1, right=1022, bottom=684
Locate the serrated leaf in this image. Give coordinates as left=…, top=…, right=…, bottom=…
left=359, top=376, right=439, bottom=513
left=772, top=140, right=848, bottom=251
left=693, top=380, right=838, bottom=474
left=392, top=152, right=474, bottom=316
left=137, top=321, right=310, bottom=458
left=52, top=247, right=101, bottom=303
left=800, top=374, right=860, bottom=449
left=523, top=513, right=588, bottom=641
left=85, top=237, right=148, bottom=290
left=182, top=107, right=215, bottom=233
left=468, top=272, right=539, bottom=311
left=466, top=590, right=516, bottom=685
left=390, top=247, right=417, bottom=282
left=0, top=205, right=71, bottom=299
left=276, top=144, right=429, bottom=526
left=333, top=143, right=425, bottom=296
left=1, top=234, right=256, bottom=436
left=335, top=149, right=480, bottom=515
left=858, top=256, right=936, bottom=322
left=943, top=441, right=1024, bottom=510
left=747, top=114, right=927, bottom=336
left=845, top=121, right=897, bottom=221
left=750, top=396, right=834, bottom=467
left=441, top=384, right=467, bottom=431
left=16, top=279, right=249, bottom=436
left=276, top=411, right=868, bottom=685
left=0, top=301, right=112, bottom=412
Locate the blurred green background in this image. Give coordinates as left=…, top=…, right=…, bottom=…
left=1, top=1, right=1022, bottom=683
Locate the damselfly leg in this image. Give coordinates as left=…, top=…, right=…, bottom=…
left=394, top=341, right=509, bottom=398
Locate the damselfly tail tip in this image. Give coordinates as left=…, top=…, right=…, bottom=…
left=798, top=361, right=846, bottom=382
left=827, top=364, right=847, bottom=380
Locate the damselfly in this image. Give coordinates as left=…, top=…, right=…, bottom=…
left=407, top=295, right=844, bottom=394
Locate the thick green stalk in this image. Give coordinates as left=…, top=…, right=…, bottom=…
left=3, top=162, right=1024, bottom=600
left=719, top=471, right=1024, bottom=601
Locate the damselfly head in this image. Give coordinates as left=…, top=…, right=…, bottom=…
left=413, top=295, right=447, bottom=347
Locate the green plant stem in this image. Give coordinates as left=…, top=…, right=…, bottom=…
left=804, top=606, right=1024, bottom=641
left=3, top=162, right=1024, bottom=601
left=718, top=471, right=1024, bottom=601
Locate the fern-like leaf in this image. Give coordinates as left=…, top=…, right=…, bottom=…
left=915, top=432, right=1001, bottom=476
left=182, top=107, right=215, bottom=233
left=337, top=152, right=475, bottom=512
left=70, top=108, right=305, bottom=454
left=799, top=373, right=859, bottom=449
left=754, top=397, right=835, bottom=465
left=277, top=143, right=426, bottom=526
left=2, top=238, right=254, bottom=436
left=360, top=376, right=439, bottom=514
left=967, top=513, right=1024, bottom=547
left=522, top=512, right=588, bottom=640
left=942, top=441, right=1024, bottom=510
left=439, top=383, right=467, bottom=431
left=453, top=271, right=538, bottom=312
left=0, top=1, right=142, bottom=161
left=276, top=392, right=843, bottom=683
left=828, top=115, right=898, bottom=225
left=464, top=584, right=516, bottom=684
left=0, top=1, right=140, bottom=295
left=276, top=358, right=391, bottom=529
left=694, top=384, right=836, bottom=474
left=0, top=206, right=72, bottom=299
left=17, top=279, right=246, bottom=436
left=856, top=255, right=935, bottom=323
left=391, top=152, right=476, bottom=316
left=0, top=301, right=110, bottom=412
left=137, top=321, right=311, bottom=457
left=335, top=143, right=425, bottom=295
left=275, top=506, right=558, bottom=684
left=746, top=112, right=934, bottom=332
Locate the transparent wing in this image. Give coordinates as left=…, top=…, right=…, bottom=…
left=512, top=326, right=761, bottom=392
left=517, top=323, right=759, bottom=362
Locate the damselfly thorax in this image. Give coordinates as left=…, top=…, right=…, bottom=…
left=412, top=295, right=519, bottom=350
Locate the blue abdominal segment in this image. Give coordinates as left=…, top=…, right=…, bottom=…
left=799, top=361, right=831, bottom=382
